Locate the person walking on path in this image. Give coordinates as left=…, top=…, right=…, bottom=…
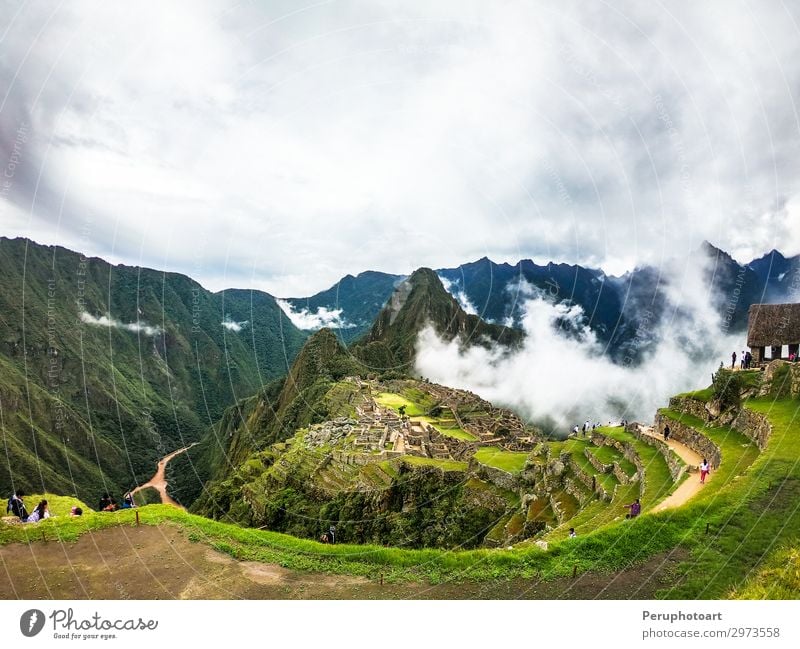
left=663, top=424, right=670, bottom=441
left=700, top=459, right=710, bottom=484
left=731, top=351, right=737, bottom=369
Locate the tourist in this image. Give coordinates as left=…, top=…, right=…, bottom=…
left=26, top=499, right=50, bottom=523
left=745, top=351, right=752, bottom=369
left=70, top=506, right=83, bottom=517
left=98, top=494, right=111, bottom=511
left=568, top=528, right=577, bottom=538
left=572, top=424, right=579, bottom=436
left=700, top=459, right=710, bottom=484
left=663, top=424, right=670, bottom=441
left=624, top=498, right=641, bottom=518
left=6, top=490, right=28, bottom=522
left=731, top=351, right=737, bottom=369
left=121, top=492, right=134, bottom=509
left=583, top=420, right=589, bottom=437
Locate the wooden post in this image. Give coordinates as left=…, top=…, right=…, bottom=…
left=572, top=565, right=577, bottom=578
left=380, top=573, right=384, bottom=585
left=705, top=522, right=709, bottom=535
left=135, top=510, right=140, bottom=527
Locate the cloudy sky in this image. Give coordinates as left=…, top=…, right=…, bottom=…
left=1, top=0, right=799, bottom=296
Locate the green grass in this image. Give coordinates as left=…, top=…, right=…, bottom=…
left=729, top=544, right=800, bottom=599
left=3, top=398, right=798, bottom=597
left=589, top=445, right=638, bottom=478
left=473, top=446, right=529, bottom=473
left=19, top=493, right=92, bottom=518
left=132, top=487, right=161, bottom=506
left=658, top=409, right=759, bottom=489
left=677, top=387, right=715, bottom=402
left=401, top=456, right=468, bottom=472
left=596, top=426, right=676, bottom=508
left=375, top=392, right=426, bottom=416
left=411, top=415, right=478, bottom=441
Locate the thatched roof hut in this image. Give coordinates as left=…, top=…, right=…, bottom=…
left=747, top=303, right=800, bottom=347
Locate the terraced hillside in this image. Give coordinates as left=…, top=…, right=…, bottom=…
left=2, top=360, right=798, bottom=599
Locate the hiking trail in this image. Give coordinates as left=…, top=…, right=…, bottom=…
left=640, top=426, right=711, bottom=511
left=130, top=444, right=197, bottom=508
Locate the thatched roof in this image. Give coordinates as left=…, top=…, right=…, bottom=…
left=747, top=303, right=800, bottom=347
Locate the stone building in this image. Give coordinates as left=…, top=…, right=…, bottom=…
left=747, top=303, right=800, bottom=363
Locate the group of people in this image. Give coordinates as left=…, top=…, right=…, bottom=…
left=98, top=492, right=135, bottom=512
left=732, top=350, right=753, bottom=369
left=5, top=491, right=56, bottom=523
left=5, top=489, right=135, bottom=522
left=572, top=419, right=628, bottom=437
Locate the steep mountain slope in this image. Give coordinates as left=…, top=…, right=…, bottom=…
left=288, top=243, right=797, bottom=365
left=283, top=270, right=404, bottom=342
left=354, top=267, right=523, bottom=373
left=747, top=248, right=800, bottom=302
left=0, top=237, right=307, bottom=502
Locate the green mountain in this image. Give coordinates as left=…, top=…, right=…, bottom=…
left=0, top=237, right=307, bottom=503
left=283, top=270, right=404, bottom=342
left=354, top=267, right=523, bottom=373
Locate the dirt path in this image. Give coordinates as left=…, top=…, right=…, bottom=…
left=130, top=444, right=196, bottom=508
left=641, top=427, right=712, bottom=512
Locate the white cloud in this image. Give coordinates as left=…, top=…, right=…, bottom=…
left=438, top=275, right=478, bottom=315
left=416, top=254, right=741, bottom=434
left=79, top=312, right=162, bottom=337
left=1, top=1, right=800, bottom=295
left=275, top=299, right=354, bottom=331
left=221, top=316, right=248, bottom=332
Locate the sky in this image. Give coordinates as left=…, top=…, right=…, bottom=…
left=1, top=0, right=800, bottom=297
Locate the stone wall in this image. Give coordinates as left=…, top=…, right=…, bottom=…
left=591, top=431, right=645, bottom=485
left=567, top=456, right=611, bottom=501
left=331, top=450, right=402, bottom=466
left=731, top=408, right=773, bottom=450
left=629, top=424, right=686, bottom=480
left=584, top=447, right=613, bottom=474
left=564, top=476, right=593, bottom=506
left=669, top=395, right=712, bottom=422
left=474, top=462, right=518, bottom=492
left=653, top=414, right=720, bottom=469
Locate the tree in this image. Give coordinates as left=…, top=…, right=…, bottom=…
left=712, top=368, right=743, bottom=410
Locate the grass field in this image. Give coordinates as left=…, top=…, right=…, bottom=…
left=473, top=446, right=530, bottom=473
left=375, top=392, right=426, bottom=416
left=411, top=416, right=478, bottom=441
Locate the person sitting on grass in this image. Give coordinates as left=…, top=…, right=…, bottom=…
left=6, top=490, right=28, bottom=522
left=121, top=492, right=134, bottom=509
left=26, top=499, right=50, bottom=523
left=568, top=528, right=577, bottom=538
left=70, top=506, right=83, bottom=517
left=624, top=498, right=641, bottom=519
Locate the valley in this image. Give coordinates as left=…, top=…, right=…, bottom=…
left=1, top=236, right=799, bottom=599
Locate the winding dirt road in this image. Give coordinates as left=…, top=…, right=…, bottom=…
left=130, top=444, right=196, bottom=508
left=640, top=427, right=711, bottom=512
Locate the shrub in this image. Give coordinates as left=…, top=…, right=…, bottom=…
left=712, top=368, right=743, bottom=410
